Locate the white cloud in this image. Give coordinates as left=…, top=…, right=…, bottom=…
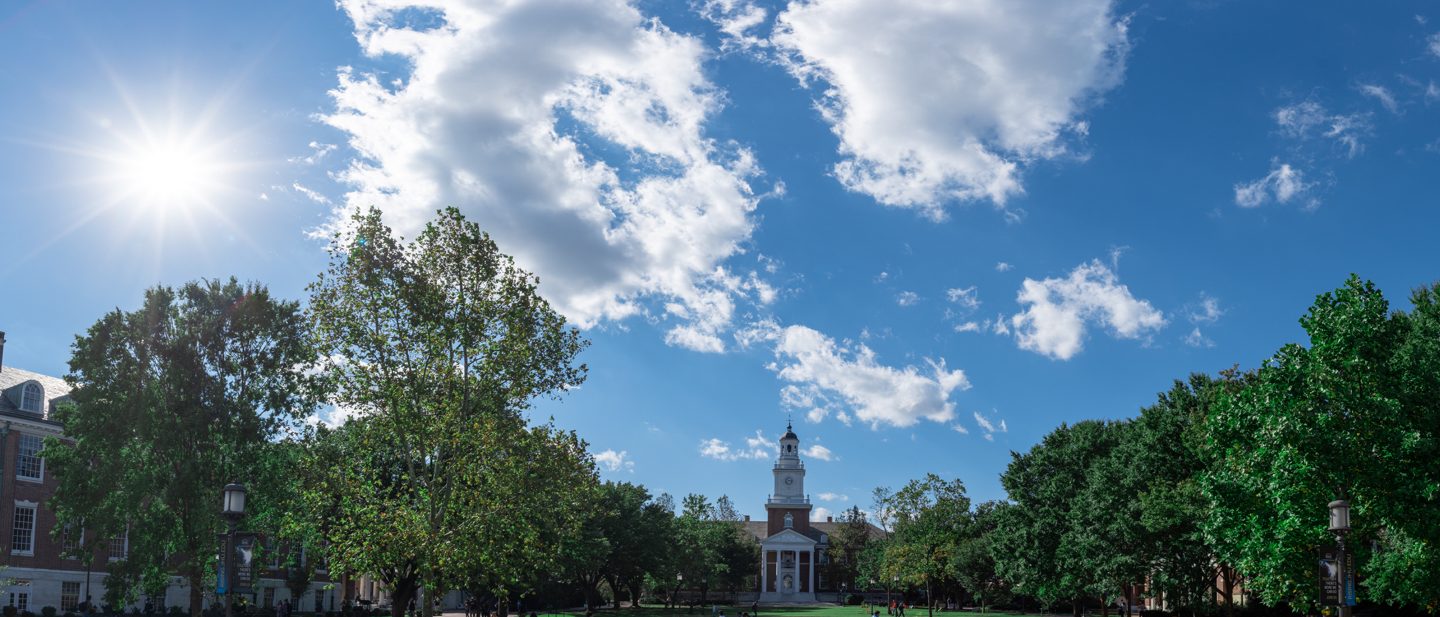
left=292, top=182, right=332, bottom=205
left=772, top=0, right=1129, bottom=219
left=1428, top=32, right=1440, bottom=57
left=804, top=444, right=835, bottom=461
left=1009, top=259, right=1166, bottom=360
left=954, top=321, right=981, bottom=333
left=699, top=429, right=774, bottom=461
left=896, top=291, right=920, bottom=307
left=324, top=0, right=772, bottom=353
left=952, top=423, right=969, bottom=434
left=594, top=449, right=635, bottom=473
left=812, top=506, right=834, bottom=522
left=1184, top=327, right=1214, bottom=349
left=1234, top=163, right=1312, bottom=209
left=1274, top=101, right=1369, bottom=158
left=755, top=323, right=970, bottom=429
left=290, top=141, right=338, bottom=165
left=1187, top=293, right=1223, bottom=324
left=699, top=0, right=770, bottom=53
left=996, top=262, right=1014, bottom=272
left=946, top=286, right=980, bottom=311
left=1359, top=84, right=1399, bottom=114
left=817, top=492, right=849, bottom=502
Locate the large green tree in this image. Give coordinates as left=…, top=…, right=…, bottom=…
left=878, top=474, right=970, bottom=617
left=46, top=279, right=317, bottom=616
left=1202, top=276, right=1440, bottom=611
left=994, top=420, right=1125, bottom=616
left=305, top=207, right=592, bottom=617
left=562, top=481, right=672, bottom=611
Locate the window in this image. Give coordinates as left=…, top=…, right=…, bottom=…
left=263, top=588, right=275, bottom=608
left=109, top=529, right=128, bottom=561
left=783, top=513, right=794, bottom=529
left=15, top=434, right=43, bottom=481
left=11, top=503, right=36, bottom=555
left=61, top=582, right=81, bottom=612
left=8, top=580, right=29, bottom=611
left=19, top=383, right=42, bottom=413
left=61, top=523, right=84, bottom=557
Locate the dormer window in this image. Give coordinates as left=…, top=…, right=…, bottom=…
left=784, top=513, right=794, bottom=529
left=19, top=383, right=42, bottom=413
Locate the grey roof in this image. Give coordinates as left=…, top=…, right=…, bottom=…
left=743, top=519, right=888, bottom=544
left=0, top=366, right=72, bottom=423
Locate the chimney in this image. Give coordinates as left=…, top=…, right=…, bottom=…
left=0, top=331, right=6, bottom=374
left=827, top=516, right=833, bottom=523
left=743, top=515, right=750, bottom=522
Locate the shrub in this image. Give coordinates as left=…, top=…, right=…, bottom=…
left=41, top=607, right=58, bottom=617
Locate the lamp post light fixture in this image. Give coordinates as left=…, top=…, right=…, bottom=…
left=1329, top=498, right=1353, bottom=617
left=221, top=483, right=247, bottom=617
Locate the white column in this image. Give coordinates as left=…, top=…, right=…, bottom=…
left=761, top=550, right=769, bottom=594
left=810, top=549, right=816, bottom=595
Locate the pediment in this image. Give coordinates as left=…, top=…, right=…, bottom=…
left=761, top=528, right=817, bottom=545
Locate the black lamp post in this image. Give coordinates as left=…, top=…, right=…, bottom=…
left=1329, top=498, right=1351, bottom=617
left=222, top=484, right=247, bottom=617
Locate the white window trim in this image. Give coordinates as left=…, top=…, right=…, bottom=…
left=61, top=523, right=86, bottom=558
left=19, top=382, right=43, bottom=414
left=15, top=434, right=44, bottom=483
left=11, top=500, right=37, bottom=556
left=108, top=527, right=129, bottom=561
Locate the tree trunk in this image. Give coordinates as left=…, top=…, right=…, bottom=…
left=188, top=575, right=204, bottom=617
left=1072, top=599, right=1081, bottom=617
left=1101, top=594, right=1109, bottom=617
left=627, top=581, right=643, bottom=608
left=607, top=576, right=621, bottom=610
left=389, top=580, right=417, bottom=617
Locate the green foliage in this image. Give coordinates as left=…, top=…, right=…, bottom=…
left=561, top=481, right=673, bottom=610
left=46, top=278, right=317, bottom=616
left=993, top=419, right=1125, bottom=610
left=1202, top=276, right=1440, bottom=610
left=304, top=207, right=592, bottom=617
left=667, top=494, right=758, bottom=603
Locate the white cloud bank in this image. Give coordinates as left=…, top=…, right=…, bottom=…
left=324, top=0, right=774, bottom=353
left=772, top=0, right=1129, bottom=219
left=741, top=321, right=970, bottom=429
left=1009, top=259, right=1165, bottom=360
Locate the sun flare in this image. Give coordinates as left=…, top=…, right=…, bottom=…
left=111, top=135, right=227, bottom=210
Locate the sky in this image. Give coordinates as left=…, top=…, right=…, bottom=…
left=2, top=0, right=1439, bottom=522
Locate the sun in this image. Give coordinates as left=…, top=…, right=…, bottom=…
left=109, top=131, right=229, bottom=211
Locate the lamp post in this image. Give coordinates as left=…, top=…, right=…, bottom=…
left=1329, top=498, right=1352, bottom=617
left=222, top=483, right=247, bottom=617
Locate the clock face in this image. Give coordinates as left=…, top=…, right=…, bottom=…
left=785, top=477, right=794, bottom=486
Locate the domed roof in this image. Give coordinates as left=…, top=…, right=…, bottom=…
left=781, top=420, right=798, bottom=441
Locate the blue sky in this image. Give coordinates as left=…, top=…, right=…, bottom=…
left=2, top=0, right=1439, bottom=521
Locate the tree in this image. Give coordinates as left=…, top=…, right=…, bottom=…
left=305, top=207, right=592, bottom=617
left=828, top=506, right=873, bottom=594
left=879, top=474, right=970, bottom=617
left=45, top=279, right=317, bottom=616
left=1201, top=276, right=1440, bottom=610
left=1119, top=374, right=1242, bottom=617
left=562, top=481, right=672, bottom=611
left=952, top=501, right=1011, bottom=613
left=994, top=420, right=1124, bottom=616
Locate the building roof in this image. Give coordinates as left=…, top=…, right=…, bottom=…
left=0, top=365, right=72, bottom=424
left=742, top=519, right=888, bottom=544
